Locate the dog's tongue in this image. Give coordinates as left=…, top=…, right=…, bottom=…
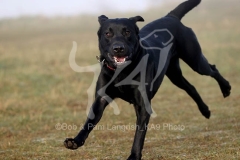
left=117, top=57, right=125, bottom=62
left=114, top=56, right=126, bottom=62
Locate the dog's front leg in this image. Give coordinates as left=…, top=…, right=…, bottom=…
left=127, top=104, right=151, bottom=160
left=64, top=95, right=110, bottom=150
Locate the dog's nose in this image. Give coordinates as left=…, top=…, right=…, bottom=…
left=112, top=44, right=125, bottom=53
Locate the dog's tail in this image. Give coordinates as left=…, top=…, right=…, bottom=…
left=168, top=0, right=201, bottom=20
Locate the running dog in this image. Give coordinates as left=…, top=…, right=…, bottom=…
left=64, top=0, right=231, bottom=159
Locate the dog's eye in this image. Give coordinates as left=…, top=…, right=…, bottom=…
left=105, top=32, right=112, bottom=38
left=125, top=31, right=131, bottom=36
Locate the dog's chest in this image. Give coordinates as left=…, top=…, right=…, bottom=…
left=114, top=75, right=130, bottom=94
left=113, top=73, right=142, bottom=104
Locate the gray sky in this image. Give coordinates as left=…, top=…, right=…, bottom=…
left=0, top=0, right=163, bottom=19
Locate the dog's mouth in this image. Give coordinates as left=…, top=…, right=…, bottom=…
left=108, top=53, right=132, bottom=66
left=113, top=56, right=128, bottom=64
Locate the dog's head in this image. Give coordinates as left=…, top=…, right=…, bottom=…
left=97, top=15, right=144, bottom=67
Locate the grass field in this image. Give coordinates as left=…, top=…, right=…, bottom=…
left=0, top=0, right=240, bottom=159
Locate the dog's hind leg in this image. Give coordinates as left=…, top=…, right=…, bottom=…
left=177, top=27, right=231, bottom=98
left=166, top=56, right=211, bottom=118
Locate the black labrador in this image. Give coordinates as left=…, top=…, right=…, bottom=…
left=64, top=0, right=231, bottom=159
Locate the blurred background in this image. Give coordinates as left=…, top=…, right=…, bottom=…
left=0, top=0, right=163, bottom=19
left=0, top=0, right=239, bottom=159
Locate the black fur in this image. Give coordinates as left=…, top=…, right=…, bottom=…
left=64, top=0, right=231, bottom=159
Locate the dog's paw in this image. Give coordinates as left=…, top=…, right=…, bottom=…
left=210, top=65, right=231, bottom=98
left=200, top=108, right=211, bottom=119
left=220, top=81, right=231, bottom=98
left=64, top=138, right=84, bottom=150
left=127, top=154, right=141, bottom=160
left=199, top=104, right=211, bottom=119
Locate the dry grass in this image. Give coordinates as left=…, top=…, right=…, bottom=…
left=0, top=0, right=240, bottom=159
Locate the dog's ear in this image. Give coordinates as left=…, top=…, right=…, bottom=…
left=129, top=16, right=144, bottom=23
left=98, top=15, right=109, bottom=25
